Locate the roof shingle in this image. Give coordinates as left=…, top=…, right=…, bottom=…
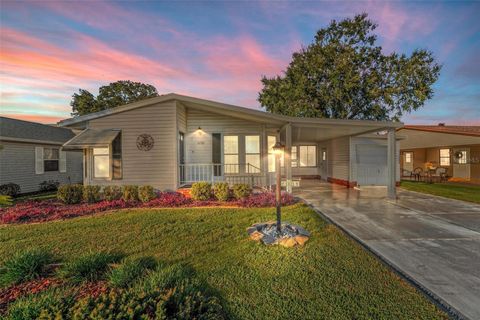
left=0, top=117, right=76, bottom=143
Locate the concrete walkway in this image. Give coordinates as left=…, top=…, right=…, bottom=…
left=295, top=180, right=480, bottom=320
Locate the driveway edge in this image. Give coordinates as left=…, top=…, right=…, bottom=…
left=302, top=199, right=467, bottom=320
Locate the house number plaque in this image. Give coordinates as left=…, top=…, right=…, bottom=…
left=136, top=134, right=154, bottom=151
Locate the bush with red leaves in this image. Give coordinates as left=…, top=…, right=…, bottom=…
left=236, top=192, right=296, bottom=208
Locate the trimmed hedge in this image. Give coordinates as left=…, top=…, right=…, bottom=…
left=103, top=186, right=122, bottom=201
left=122, top=185, right=139, bottom=202
left=57, top=184, right=83, bottom=204
left=232, top=183, right=252, bottom=199
left=213, top=182, right=230, bottom=201
left=191, top=182, right=212, bottom=201
left=138, top=185, right=156, bottom=203
left=83, top=185, right=101, bottom=203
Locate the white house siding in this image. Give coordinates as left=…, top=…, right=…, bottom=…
left=350, top=137, right=400, bottom=185
left=0, top=141, right=82, bottom=193
left=87, top=101, right=177, bottom=190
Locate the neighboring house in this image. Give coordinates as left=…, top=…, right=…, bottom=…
left=58, top=93, right=402, bottom=197
left=398, top=124, right=480, bottom=183
left=0, top=117, right=83, bottom=194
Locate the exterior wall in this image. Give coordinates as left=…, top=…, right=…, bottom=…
left=0, top=141, right=82, bottom=193
left=86, top=101, right=177, bottom=190
left=400, top=144, right=480, bottom=181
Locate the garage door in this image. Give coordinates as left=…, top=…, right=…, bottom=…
left=356, top=144, right=388, bottom=186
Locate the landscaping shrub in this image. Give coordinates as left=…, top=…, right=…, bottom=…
left=237, top=191, right=296, bottom=207
left=0, top=194, right=13, bottom=206
left=0, top=249, right=53, bottom=287
left=232, top=183, right=252, bottom=199
left=103, top=185, right=122, bottom=201
left=59, top=251, right=123, bottom=283
left=213, top=182, right=230, bottom=201
left=82, top=185, right=101, bottom=203
left=143, top=192, right=192, bottom=208
left=191, top=182, right=212, bottom=201
left=57, top=184, right=83, bottom=204
left=38, top=180, right=60, bottom=192
left=5, top=288, right=74, bottom=320
left=122, top=185, right=139, bottom=202
left=138, top=185, right=157, bottom=203
left=109, top=256, right=157, bottom=288
left=136, top=263, right=195, bottom=293
left=0, top=183, right=20, bottom=197
left=0, top=199, right=134, bottom=224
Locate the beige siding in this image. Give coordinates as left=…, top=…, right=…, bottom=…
left=325, top=137, right=350, bottom=181
left=185, top=108, right=265, bottom=165
left=0, top=141, right=83, bottom=193
left=87, top=101, right=177, bottom=190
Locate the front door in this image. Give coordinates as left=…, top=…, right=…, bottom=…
left=320, top=148, right=328, bottom=180
left=453, top=148, right=470, bottom=180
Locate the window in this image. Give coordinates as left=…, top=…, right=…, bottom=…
left=224, top=135, right=239, bottom=173
left=93, top=147, right=109, bottom=178
left=44, top=148, right=59, bottom=172
left=299, top=146, right=317, bottom=167
left=439, top=149, right=450, bottom=166
left=405, top=152, right=413, bottom=164
left=291, top=146, right=298, bottom=167
left=245, top=135, right=260, bottom=173
left=322, top=150, right=327, bottom=161
left=112, top=133, right=122, bottom=179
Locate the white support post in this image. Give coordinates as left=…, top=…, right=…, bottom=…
left=387, top=128, right=397, bottom=199
left=285, top=123, right=292, bottom=193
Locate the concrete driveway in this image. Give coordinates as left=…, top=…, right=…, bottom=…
left=295, top=180, right=480, bottom=320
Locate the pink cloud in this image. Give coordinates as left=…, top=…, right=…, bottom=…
left=1, top=114, right=66, bottom=124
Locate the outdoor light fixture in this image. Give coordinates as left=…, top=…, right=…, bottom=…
left=273, top=141, right=285, bottom=232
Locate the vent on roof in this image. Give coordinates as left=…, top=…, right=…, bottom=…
left=438, top=123, right=445, bottom=126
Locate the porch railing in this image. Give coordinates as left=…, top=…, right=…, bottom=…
left=179, top=163, right=273, bottom=189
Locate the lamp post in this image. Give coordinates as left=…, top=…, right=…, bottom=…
left=272, top=141, right=285, bottom=233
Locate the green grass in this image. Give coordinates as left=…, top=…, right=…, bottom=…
left=401, top=181, right=480, bottom=204
left=108, top=256, right=157, bottom=288
left=0, top=250, right=53, bottom=287
left=0, top=205, right=448, bottom=319
left=58, top=251, right=123, bottom=283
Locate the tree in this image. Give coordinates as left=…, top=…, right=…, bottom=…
left=258, top=14, right=441, bottom=121
left=71, top=80, right=159, bottom=116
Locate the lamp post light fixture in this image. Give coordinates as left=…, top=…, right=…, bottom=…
left=272, top=141, right=285, bottom=233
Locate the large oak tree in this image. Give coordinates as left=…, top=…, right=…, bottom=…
left=258, top=14, right=441, bottom=121
left=71, top=80, right=158, bottom=116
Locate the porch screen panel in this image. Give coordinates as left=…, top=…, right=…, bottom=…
left=212, top=133, right=222, bottom=176
left=245, top=135, right=260, bottom=173
left=224, top=135, right=239, bottom=173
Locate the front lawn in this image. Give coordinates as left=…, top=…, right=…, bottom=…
left=0, top=205, right=447, bottom=319
left=401, top=181, right=480, bottom=204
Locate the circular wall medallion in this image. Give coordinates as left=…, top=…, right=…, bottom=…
left=136, top=134, right=154, bottom=151
left=454, top=151, right=463, bottom=159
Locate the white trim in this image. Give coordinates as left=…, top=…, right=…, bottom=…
left=35, top=147, right=44, bottom=174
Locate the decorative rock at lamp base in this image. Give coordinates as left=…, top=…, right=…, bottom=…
left=247, top=221, right=310, bottom=247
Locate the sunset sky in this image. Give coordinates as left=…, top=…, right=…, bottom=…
left=1, top=1, right=479, bottom=124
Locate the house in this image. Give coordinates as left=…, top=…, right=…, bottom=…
left=398, top=124, right=480, bottom=183
left=0, top=117, right=83, bottom=194
left=58, top=93, right=402, bottom=198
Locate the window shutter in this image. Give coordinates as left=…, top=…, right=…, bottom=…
left=35, top=147, right=44, bottom=174
left=60, top=150, right=67, bottom=173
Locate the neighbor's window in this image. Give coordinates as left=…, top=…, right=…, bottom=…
left=112, top=133, right=122, bottom=179
left=44, top=148, right=59, bottom=172
left=299, top=146, right=317, bottom=167
left=439, top=149, right=450, bottom=166
left=245, top=135, right=260, bottom=173
left=291, top=146, right=298, bottom=167
left=93, top=147, right=110, bottom=178
left=405, top=152, right=413, bottom=164
left=224, top=135, right=239, bottom=173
